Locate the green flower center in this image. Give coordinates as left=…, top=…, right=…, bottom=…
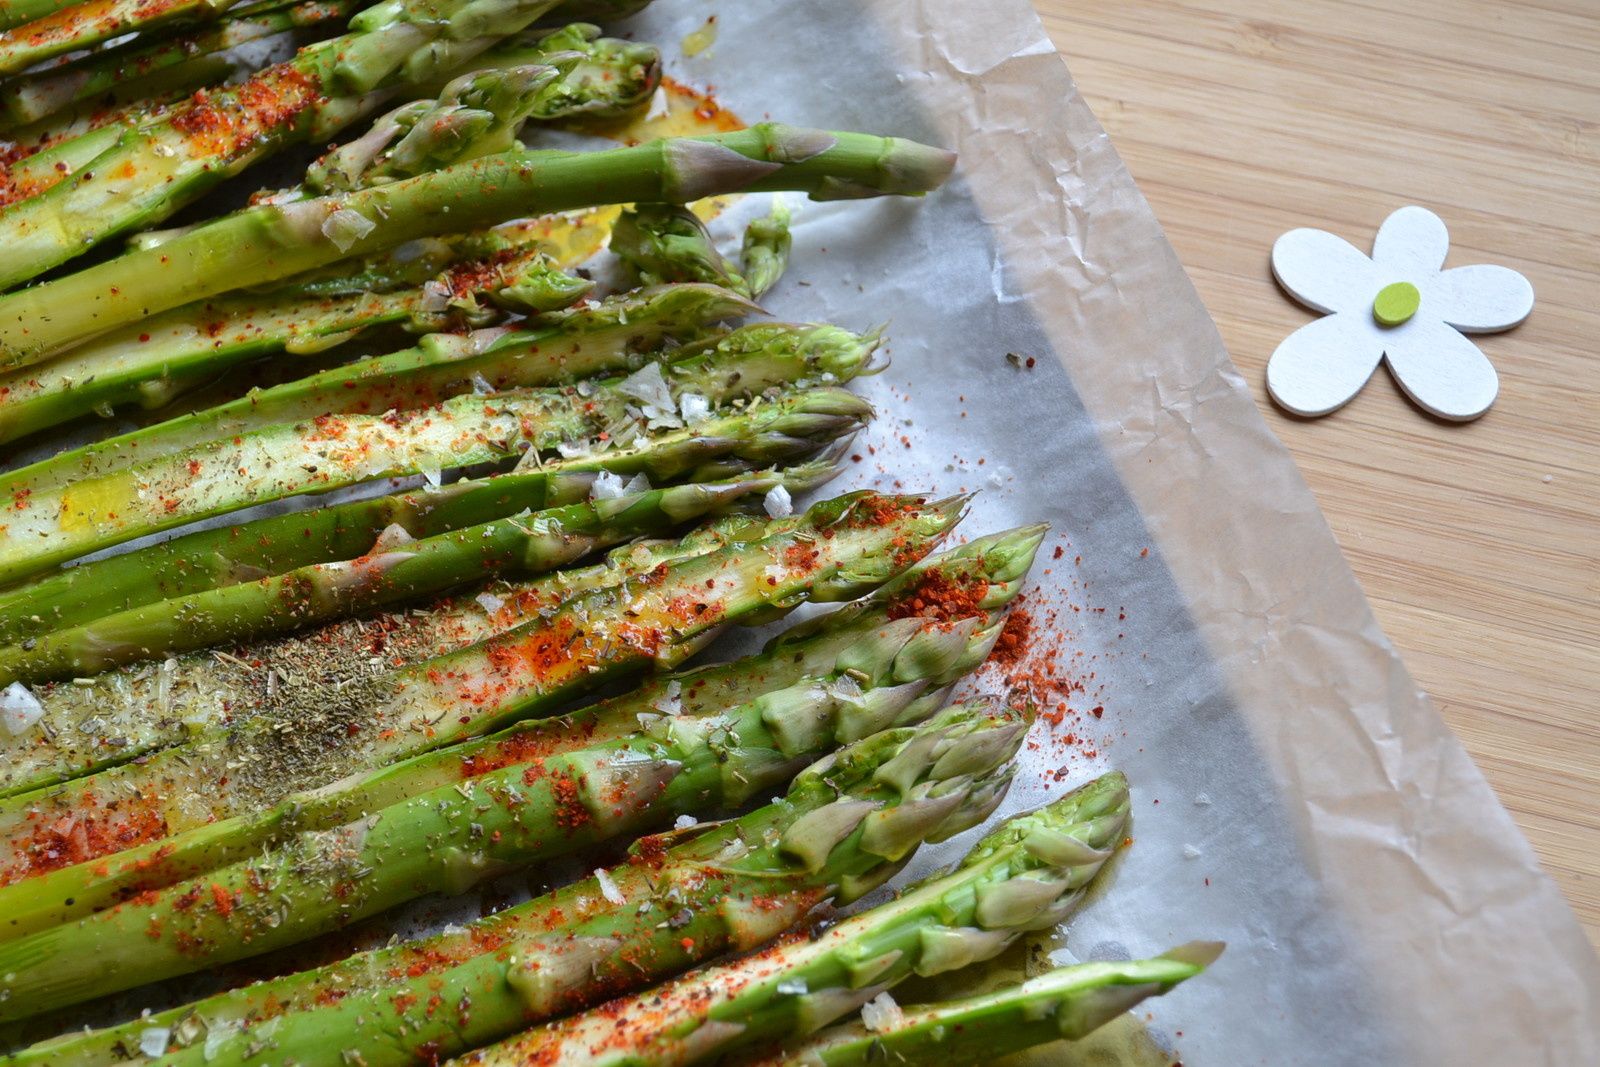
left=1372, top=281, right=1420, bottom=327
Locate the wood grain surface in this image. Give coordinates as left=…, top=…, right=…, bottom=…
left=1035, top=0, right=1600, bottom=945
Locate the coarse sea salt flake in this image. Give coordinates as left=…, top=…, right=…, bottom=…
left=674, top=814, right=698, bottom=830
left=861, top=991, right=904, bottom=1032
left=652, top=679, right=682, bottom=716
left=679, top=392, right=711, bottom=423
left=591, top=470, right=626, bottom=501
left=594, top=868, right=625, bottom=905
left=776, top=979, right=808, bottom=996
left=617, top=362, right=676, bottom=413
left=763, top=484, right=793, bottom=518
left=321, top=208, right=375, bottom=252
left=138, top=1027, right=170, bottom=1057
left=1, top=682, right=43, bottom=736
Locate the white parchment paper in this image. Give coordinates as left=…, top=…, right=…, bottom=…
left=621, top=1, right=1600, bottom=1062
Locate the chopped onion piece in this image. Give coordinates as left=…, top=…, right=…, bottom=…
left=763, top=484, right=793, bottom=517
left=320, top=208, right=375, bottom=252
left=421, top=468, right=442, bottom=490
left=1, top=682, right=43, bottom=736
left=594, top=868, right=625, bottom=905
left=860, top=991, right=904, bottom=1032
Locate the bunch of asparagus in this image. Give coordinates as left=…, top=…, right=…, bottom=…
left=0, top=0, right=1220, bottom=1056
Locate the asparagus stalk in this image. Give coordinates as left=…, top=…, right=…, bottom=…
left=613, top=202, right=752, bottom=294
left=613, top=200, right=794, bottom=300
left=0, top=125, right=956, bottom=363
left=0, top=598, right=1017, bottom=1014
left=0, top=0, right=349, bottom=130
left=0, top=362, right=838, bottom=642
left=0, top=0, right=75, bottom=30
left=287, top=61, right=582, bottom=200
left=0, top=19, right=651, bottom=210
left=452, top=773, right=1132, bottom=1067
left=0, top=525, right=1042, bottom=937
left=0, top=282, right=756, bottom=494
left=0, top=491, right=963, bottom=880
left=751, top=945, right=1223, bottom=1067
left=454, top=21, right=660, bottom=124
left=0, top=0, right=577, bottom=282
left=741, top=200, right=794, bottom=299
left=0, top=512, right=762, bottom=803
left=0, top=391, right=870, bottom=797
left=14, top=702, right=1019, bottom=1063
left=541, top=0, right=649, bottom=20
left=0, top=324, right=875, bottom=585
left=0, top=465, right=835, bottom=684
left=0, top=0, right=265, bottom=78
left=0, top=240, right=590, bottom=446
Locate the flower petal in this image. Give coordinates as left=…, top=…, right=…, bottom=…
left=1371, top=205, right=1450, bottom=276
left=1419, top=263, right=1534, bottom=333
left=1267, top=313, right=1383, bottom=417
left=1271, top=228, right=1378, bottom=314
left=1382, top=318, right=1498, bottom=421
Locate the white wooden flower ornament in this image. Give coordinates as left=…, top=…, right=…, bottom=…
left=1267, top=206, right=1534, bottom=421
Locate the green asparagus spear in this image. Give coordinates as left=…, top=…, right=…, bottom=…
left=0, top=283, right=756, bottom=495
left=0, top=323, right=875, bottom=585
left=0, top=0, right=264, bottom=79
left=0, top=19, right=653, bottom=211
left=749, top=945, right=1223, bottom=1067
left=0, top=0, right=76, bottom=30
left=13, top=700, right=1022, bottom=1061
left=0, top=359, right=839, bottom=642
left=0, top=125, right=955, bottom=363
left=0, top=492, right=963, bottom=881
left=0, top=525, right=1042, bottom=936
left=0, top=240, right=589, bottom=446
left=456, top=22, right=660, bottom=123
left=0, top=0, right=578, bottom=283
left=0, top=0, right=348, bottom=129
left=0, top=513, right=766, bottom=805
left=741, top=200, right=794, bottom=299
left=541, top=0, right=648, bottom=21
left=613, top=202, right=751, bottom=294
left=0, top=391, right=870, bottom=798
left=290, top=62, right=580, bottom=200
left=613, top=200, right=794, bottom=299
left=452, top=773, right=1132, bottom=1067
left=0, top=591, right=1015, bottom=1013
left=0, top=466, right=835, bottom=685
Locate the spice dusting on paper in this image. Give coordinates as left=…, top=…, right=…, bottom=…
left=977, top=546, right=1120, bottom=780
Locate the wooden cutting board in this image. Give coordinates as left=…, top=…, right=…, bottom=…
left=1035, top=0, right=1600, bottom=945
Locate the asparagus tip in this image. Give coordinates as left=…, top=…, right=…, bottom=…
left=1160, top=939, right=1227, bottom=968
